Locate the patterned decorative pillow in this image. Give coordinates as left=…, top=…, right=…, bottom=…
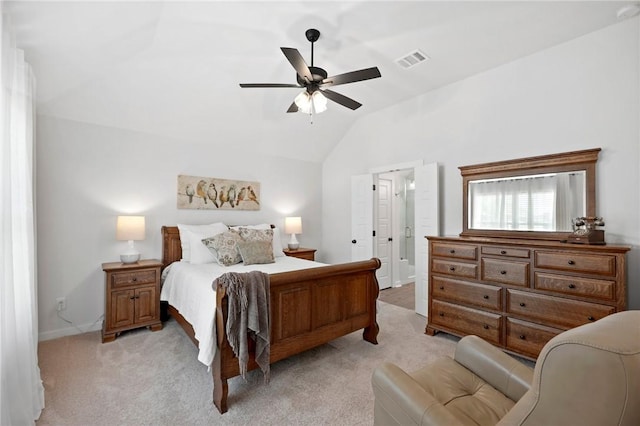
left=202, top=231, right=242, bottom=266
left=237, top=240, right=275, bottom=265
left=234, top=227, right=274, bottom=243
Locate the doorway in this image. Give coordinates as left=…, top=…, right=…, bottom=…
left=376, top=170, right=416, bottom=289
left=351, top=161, right=439, bottom=317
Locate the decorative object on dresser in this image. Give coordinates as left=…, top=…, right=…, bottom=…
left=102, top=259, right=163, bottom=343
left=426, top=148, right=630, bottom=360
left=283, top=247, right=316, bottom=261
left=116, top=215, right=145, bottom=263
left=567, top=216, right=606, bottom=245
left=284, top=216, right=302, bottom=249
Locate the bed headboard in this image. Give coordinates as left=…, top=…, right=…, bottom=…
left=161, top=224, right=277, bottom=269
left=161, top=226, right=182, bottom=269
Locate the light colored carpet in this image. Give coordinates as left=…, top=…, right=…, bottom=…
left=378, top=283, right=415, bottom=310
left=36, top=302, right=458, bottom=425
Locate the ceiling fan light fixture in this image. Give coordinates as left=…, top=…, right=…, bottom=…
left=294, top=90, right=327, bottom=114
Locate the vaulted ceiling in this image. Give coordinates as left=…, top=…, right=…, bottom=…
left=6, top=1, right=634, bottom=163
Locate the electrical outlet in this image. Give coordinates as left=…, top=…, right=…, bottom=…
left=56, top=297, right=66, bottom=311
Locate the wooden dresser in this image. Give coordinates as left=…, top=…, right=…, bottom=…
left=426, top=236, right=629, bottom=359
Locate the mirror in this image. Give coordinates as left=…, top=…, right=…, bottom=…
left=460, top=148, right=600, bottom=241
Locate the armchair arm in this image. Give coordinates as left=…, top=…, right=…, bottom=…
left=454, top=335, right=533, bottom=402
left=372, top=362, right=465, bottom=426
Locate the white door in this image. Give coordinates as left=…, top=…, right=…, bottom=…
left=376, top=179, right=392, bottom=289
left=351, top=174, right=374, bottom=261
left=414, top=163, right=439, bottom=317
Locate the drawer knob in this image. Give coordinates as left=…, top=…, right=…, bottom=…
left=483, top=295, right=489, bottom=299
left=519, top=302, right=526, bottom=307
left=439, top=286, right=444, bottom=290
left=449, top=266, right=455, bottom=271
left=130, top=296, right=135, bottom=300
left=439, top=312, right=444, bottom=317
left=450, top=249, right=455, bottom=254
left=132, top=277, right=137, bottom=282
left=500, top=270, right=507, bottom=275
left=483, top=324, right=489, bottom=330
left=588, top=316, right=595, bottom=321
left=500, top=250, right=507, bottom=255
left=519, top=335, right=526, bottom=340
left=568, top=260, right=575, bottom=265
left=568, top=284, right=576, bottom=289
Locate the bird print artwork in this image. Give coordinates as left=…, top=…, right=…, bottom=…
left=236, top=186, right=247, bottom=205
left=177, top=175, right=260, bottom=210
left=207, top=183, right=219, bottom=208
left=196, top=180, right=208, bottom=204
left=227, top=185, right=237, bottom=208
left=185, top=184, right=195, bottom=203
left=248, top=185, right=260, bottom=205
left=218, top=186, right=229, bottom=208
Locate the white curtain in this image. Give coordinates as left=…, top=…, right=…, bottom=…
left=0, top=6, right=44, bottom=425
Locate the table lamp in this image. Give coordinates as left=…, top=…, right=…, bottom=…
left=285, top=216, right=302, bottom=250
left=116, top=215, right=145, bottom=263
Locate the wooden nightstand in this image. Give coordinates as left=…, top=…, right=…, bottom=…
left=283, top=247, right=317, bottom=261
left=102, top=259, right=163, bottom=343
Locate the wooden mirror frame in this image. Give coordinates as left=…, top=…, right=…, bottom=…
left=460, top=148, right=600, bottom=241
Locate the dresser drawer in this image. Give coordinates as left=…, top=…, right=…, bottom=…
left=111, top=269, right=158, bottom=288
left=431, top=300, right=502, bottom=345
left=482, top=246, right=530, bottom=259
left=432, top=259, right=478, bottom=279
left=506, top=318, right=561, bottom=359
left=432, top=276, right=502, bottom=310
left=506, top=289, right=615, bottom=329
left=535, top=251, right=616, bottom=277
left=534, top=272, right=616, bottom=302
left=482, top=258, right=529, bottom=287
left=431, top=242, right=478, bottom=260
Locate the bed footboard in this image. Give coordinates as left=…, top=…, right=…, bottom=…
left=213, top=258, right=381, bottom=413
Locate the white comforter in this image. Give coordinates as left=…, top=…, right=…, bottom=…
left=160, top=257, right=326, bottom=367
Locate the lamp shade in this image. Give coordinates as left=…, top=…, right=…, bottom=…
left=285, top=217, right=302, bottom=234
left=116, top=216, right=146, bottom=241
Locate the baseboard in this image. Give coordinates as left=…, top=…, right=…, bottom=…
left=39, top=320, right=103, bottom=342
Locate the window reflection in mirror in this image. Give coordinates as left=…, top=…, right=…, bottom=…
left=468, top=171, right=586, bottom=232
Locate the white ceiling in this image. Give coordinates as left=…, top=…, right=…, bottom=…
left=6, top=0, right=635, bottom=163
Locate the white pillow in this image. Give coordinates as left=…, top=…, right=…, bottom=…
left=177, top=223, right=228, bottom=262
left=230, top=223, right=285, bottom=257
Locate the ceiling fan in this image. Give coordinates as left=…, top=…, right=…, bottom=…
left=239, top=28, right=381, bottom=114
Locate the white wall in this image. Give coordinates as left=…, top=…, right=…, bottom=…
left=36, top=116, right=323, bottom=340
left=323, top=19, right=640, bottom=308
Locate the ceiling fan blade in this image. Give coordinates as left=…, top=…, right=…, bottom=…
left=320, top=89, right=362, bottom=110
left=321, top=67, right=381, bottom=87
left=239, top=83, right=302, bottom=88
left=281, top=47, right=313, bottom=83
left=286, top=102, right=299, bottom=113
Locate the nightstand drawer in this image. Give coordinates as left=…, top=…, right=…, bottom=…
left=111, top=269, right=158, bottom=288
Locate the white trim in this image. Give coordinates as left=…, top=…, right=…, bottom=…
left=369, top=160, right=424, bottom=174
left=38, top=320, right=103, bottom=341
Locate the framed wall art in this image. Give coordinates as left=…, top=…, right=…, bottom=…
left=177, top=175, right=261, bottom=210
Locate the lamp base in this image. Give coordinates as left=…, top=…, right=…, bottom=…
left=120, top=253, right=140, bottom=264
left=287, top=243, right=300, bottom=250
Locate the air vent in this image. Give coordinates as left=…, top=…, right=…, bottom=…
left=396, top=50, right=429, bottom=69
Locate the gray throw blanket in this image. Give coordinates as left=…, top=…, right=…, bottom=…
left=214, top=271, right=270, bottom=382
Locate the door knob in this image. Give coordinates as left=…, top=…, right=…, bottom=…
left=351, top=239, right=357, bottom=244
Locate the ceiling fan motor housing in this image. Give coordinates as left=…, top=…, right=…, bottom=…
left=297, top=66, right=327, bottom=87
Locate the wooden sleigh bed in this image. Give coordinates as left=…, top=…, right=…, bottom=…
left=160, top=226, right=381, bottom=414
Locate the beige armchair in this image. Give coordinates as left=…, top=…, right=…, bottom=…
left=372, top=310, right=640, bottom=426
